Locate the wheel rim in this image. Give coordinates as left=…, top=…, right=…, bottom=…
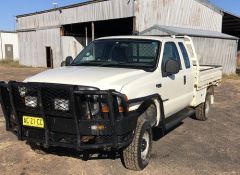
left=205, top=99, right=210, bottom=118
left=141, top=131, right=150, bottom=161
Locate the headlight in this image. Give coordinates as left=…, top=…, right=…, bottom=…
left=25, top=96, right=38, bottom=108
left=54, top=98, right=70, bottom=111
left=86, top=95, right=100, bottom=116
left=77, top=86, right=100, bottom=116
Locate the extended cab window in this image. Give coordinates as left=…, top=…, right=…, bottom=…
left=178, top=42, right=191, bottom=69
left=162, top=42, right=181, bottom=75
left=130, top=43, right=158, bottom=63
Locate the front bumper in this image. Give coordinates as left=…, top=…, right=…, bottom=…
left=0, top=81, right=138, bottom=150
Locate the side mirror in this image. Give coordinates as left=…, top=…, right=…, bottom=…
left=165, top=59, right=180, bottom=75
left=61, top=56, right=73, bottom=67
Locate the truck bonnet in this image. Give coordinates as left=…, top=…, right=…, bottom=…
left=24, top=66, right=148, bottom=92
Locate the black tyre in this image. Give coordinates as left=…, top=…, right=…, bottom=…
left=195, top=93, right=211, bottom=121
left=122, top=119, right=152, bottom=171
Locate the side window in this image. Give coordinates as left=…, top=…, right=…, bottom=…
left=178, top=42, right=191, bottom=69
left=162, top=42, right=181, bottom=75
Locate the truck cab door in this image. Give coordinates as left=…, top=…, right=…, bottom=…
left=177, top=41, right=195, bottom=106
left=159, top=41, right=193, bottom=118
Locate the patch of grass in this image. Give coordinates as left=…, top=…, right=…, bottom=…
left=0, top=60, right=30, bottom=68
left=223, top=73, right=240, bottom=80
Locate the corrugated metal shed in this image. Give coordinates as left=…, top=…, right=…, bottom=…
left=140, top=25, right=238, bottom=73
left=15, top=0, right=238, bottom=73
left=140, top=25, right=238, bottom=40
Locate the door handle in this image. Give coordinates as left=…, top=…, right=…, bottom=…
left=156, top=83, right=162, bottom=88
left=184, top=75, right=186, bottom=85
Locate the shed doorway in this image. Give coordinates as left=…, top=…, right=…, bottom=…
left=62, top=17, right=134, bottom=46
left=46, top=47, right=53, bottom=68
left=5, top=44, right=13, bottom=60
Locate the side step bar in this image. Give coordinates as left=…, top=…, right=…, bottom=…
left=165, top=108, right=195, bottom=131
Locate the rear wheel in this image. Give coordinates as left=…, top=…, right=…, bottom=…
left=122, top=119, right=152, bottom=171
left=195, top=93, right=211, bottom=121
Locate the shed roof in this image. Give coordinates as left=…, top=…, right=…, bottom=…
left=140, top=25, right=238, bottom=40
left=0, top=30, right=17, bottom=33
left=16, top=0, right=222, bottom=18
left=16, top=0, right=107, bottom=18
left=195, top=0, right=222, bottom=14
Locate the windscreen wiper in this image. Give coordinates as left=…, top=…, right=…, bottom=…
left=100, top=61, right=128, bottom=67
left=71, top=60, right=107, bottom=66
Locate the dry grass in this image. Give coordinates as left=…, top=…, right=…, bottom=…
left=0, top=60, right=30, bottom=68
left=223, top=73, right=240, bottom=80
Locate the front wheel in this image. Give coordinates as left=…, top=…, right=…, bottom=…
left=122, top=119, right=152, bottom=171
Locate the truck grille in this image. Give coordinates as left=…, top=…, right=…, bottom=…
left=10, top=83, right=118, bottom=120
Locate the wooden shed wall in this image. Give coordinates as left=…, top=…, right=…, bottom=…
left=192, top=37, right=237, bottom=73
left=135, top=0, right=223, bottom=32
left=19, top=28, right=62, bottom=67
left=17, top=0, right=134, bottom=31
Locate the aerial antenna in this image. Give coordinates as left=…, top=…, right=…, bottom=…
left=52, top=2, right=58, bottom=9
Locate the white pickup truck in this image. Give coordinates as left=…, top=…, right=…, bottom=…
left=0, top=35, right=222, bottom=171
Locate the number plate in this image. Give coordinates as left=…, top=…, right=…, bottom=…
left=22, top=116, right=44, bottom=128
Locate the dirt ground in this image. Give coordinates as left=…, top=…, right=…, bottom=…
left=0, top=66, right=239, bottom=175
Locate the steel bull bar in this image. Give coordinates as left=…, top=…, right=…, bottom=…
left=0, top=81, right=137, bottom=150
left=0, top=81, right=166, bottom=150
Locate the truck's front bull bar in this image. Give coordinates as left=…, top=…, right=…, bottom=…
left=0, top=81, right=140, bottom=150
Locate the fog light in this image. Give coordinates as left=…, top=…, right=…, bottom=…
left=54, top=99, right=70, bottom=111
left=91, top=124, right=105, bottom=131
left=25, top=96, right=37, bottom=108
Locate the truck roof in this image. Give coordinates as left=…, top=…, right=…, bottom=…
left=97, top=35, right=183, bottom=42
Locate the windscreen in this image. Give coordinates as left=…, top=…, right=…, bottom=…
left=71, top=39, right=161, bottom=70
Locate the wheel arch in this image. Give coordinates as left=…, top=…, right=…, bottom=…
left=135, top=99, right=161, bottom=127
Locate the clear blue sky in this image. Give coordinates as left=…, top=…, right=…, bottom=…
left=0, top=0, right=239, bottom=31
left=0, top=0, right=86, bottom=31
